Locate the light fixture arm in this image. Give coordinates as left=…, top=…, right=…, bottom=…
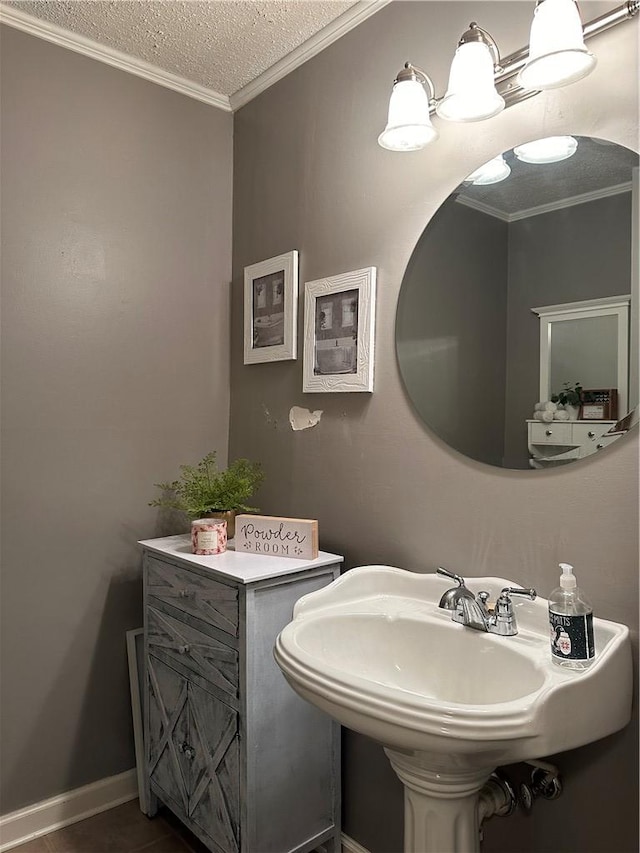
left=395, top=62, right=437, bottom=106
left=458, top=22, right=502, bottom=72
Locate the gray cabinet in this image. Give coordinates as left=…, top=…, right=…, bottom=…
left=140, top=536, right=343, bottom=853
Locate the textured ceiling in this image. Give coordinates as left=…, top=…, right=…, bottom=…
left=457, top=137, right=638, bottom=217
left=4, top=1, right=358, bottom=95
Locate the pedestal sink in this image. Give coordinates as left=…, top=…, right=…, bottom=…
left=274, top=566, right=632, bottom=853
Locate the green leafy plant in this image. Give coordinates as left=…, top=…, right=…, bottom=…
left=149, top=451, right=264, bottom=519
left=551, top=381, right=583, bottom=407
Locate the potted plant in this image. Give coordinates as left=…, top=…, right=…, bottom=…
left=149, top=451, right=264, bottom=538
left=551, top=381, right=583, bottom=420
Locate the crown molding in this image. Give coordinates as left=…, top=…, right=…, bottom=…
left=457, top=180, right=633, bottom=222
left=229, top=0, right=392, bottom=111
left=508, top=180, right=633, bottom=221
left=0, top=1, right=390, bottom=113
left=455, top=195, right=511, bottom=222
left=0, top=4, right=232, bottom=111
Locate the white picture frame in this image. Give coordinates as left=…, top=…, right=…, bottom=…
left=303, top=267, right=376, bottom=393
left=244, top=250, right=298, bottom=364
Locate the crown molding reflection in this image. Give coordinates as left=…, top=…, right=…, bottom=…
left=457, top=180, right=633, bottom=222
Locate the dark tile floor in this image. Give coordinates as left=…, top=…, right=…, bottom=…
left=12, top=800, right=209, bottom=853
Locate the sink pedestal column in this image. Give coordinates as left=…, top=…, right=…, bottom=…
left=386, top=749, right=493, bottom=853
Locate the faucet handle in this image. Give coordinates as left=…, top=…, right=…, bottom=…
left=436, top=566, right=465, bottom=585
left=492, top=587, right=536, bottom=636
left=436, top=567, right=475, bottom=610
left=499, top=587, right=537, bottom=603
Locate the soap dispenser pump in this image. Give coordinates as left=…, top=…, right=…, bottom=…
left=548, top=563, right=595, bottom=670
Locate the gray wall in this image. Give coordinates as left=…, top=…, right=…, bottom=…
left=396, top=200, right=508, bottom=467
left=230, top=3, right=638, bottom=853
left=503, top=192, right=633, bottom=467
left=0, top=26, right=233, bottom=812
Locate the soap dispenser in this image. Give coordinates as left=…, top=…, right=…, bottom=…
left=548, top=563, right=595, bottom=670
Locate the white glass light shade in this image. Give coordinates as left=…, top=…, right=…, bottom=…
left=518, top=0, right=596, bottom=90
left=514, top=135, right=578, bottom=164
left=466, top=154, right=511, bottom=185
left=436, top=42, right=505, bottom=123
left=378, top=79, right=438, bottom=151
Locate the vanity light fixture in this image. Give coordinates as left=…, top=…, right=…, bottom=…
left=436, top=23, right=505, bottom=122
left=378, top=0, right=639, bottom=153
left=466, top=154, right=511, bottom=185
left=378, top=62, right=438, bottom=151
left=518, top=0, right=596, bottom=90
left=514, top=135, right=578, bottom=163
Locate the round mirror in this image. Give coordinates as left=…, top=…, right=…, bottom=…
left=396, top=136, right=638, bottom=470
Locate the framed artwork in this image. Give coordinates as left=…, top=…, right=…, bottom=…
left=580, top=388, right=618, bottom=420
left=303, top=267, right=376, bottom=393
left=244, top=250, right=298, bottom=364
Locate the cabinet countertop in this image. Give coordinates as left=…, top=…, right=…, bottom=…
left=526, top=419, right=616, bottom=425
left=139, top=534, right=343, bottom=584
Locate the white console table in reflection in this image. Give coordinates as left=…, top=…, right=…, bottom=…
left=527, top=419, right=617, bottom=467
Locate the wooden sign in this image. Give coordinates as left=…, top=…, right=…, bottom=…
left=580, top=388, right=618, bottom=420
left=235, top=515, right=318, bottom=560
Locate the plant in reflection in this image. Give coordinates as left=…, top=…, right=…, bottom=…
left=551, top=382, right=583, bottom=407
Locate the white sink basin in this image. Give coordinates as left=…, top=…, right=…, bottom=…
left=275, top=566, right=632, bottom=768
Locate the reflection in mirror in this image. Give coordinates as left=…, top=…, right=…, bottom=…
left=533, top=295, right=630, bottom=416
left=396, top=136, right=638, bottom=470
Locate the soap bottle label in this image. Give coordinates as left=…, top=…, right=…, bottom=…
left=549, top=611, right=595, bottom=661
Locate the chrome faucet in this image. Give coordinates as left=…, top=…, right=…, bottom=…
left=437, top=567, right=536, bottom=636
left=436, top=567, right=477, bottom=610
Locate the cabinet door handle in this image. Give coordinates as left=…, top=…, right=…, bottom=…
left=178, top=644, right=190, bottom=655
left=588, top=431, right=595, bottom=438
left=545, top=429, right=553, bottom=436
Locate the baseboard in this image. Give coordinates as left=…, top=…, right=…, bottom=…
left=341, top=833, right=371, bottom=853
left=0, top=773, right=366, bottom=853
left=0, top=769, right=138, bottom=851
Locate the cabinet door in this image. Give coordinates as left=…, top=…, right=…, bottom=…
left=188, top=681, right=240, bottom=853
left=147, top=655, right=191, bottom=814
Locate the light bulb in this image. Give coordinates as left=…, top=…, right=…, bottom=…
left=436, top=41, right=505, bottom=123
left=466, top=154, right=511, bottom=185
left=514, top=136, right=578, bottom=164
left=519, top=0, right=596, bottom=90
left=378, top=79, right=438, bottom=151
